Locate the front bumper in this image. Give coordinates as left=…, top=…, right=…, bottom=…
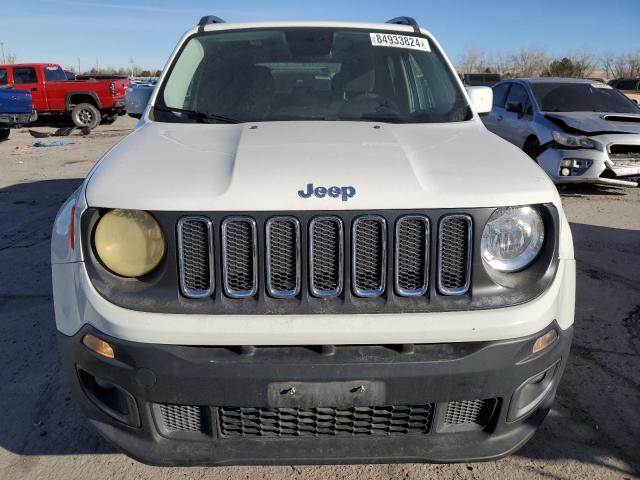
left=537, top=146, right=639, bottom=187
left=58, top=323, right=572, bottom=466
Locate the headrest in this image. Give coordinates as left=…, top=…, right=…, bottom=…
left=332, top=58, right=375, bottom=94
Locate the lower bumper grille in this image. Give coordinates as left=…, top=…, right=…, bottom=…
left=444, top=399, right=492, bottom=426
left=158, top=404, right=205, bottom=433
left=218, top=404, right=434, bottom=438
left=154, top=398, right=497, bottom=438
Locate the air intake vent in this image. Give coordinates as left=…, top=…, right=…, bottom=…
left=395, top=216, right=429, bottom=296
left=218, top=404, right=433, bottom=438
left=438, top=215, right=472, bottom=295
left=158, top=404, right=204, bottom=433
left=309, top=216, right=344, bottom=297
left=352, top=216, right=387, bottom=297
left=177, top=217, right=214, bottom=298
left=222, top=217, right=257, bottom=298
left=438, top=398, right=497, bottom=433
left=266, top=217, right=301, bottom=298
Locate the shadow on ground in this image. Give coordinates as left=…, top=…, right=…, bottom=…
left=0, top=180, right=638, bottom=476
left=559, top=183, right=632, bottom=197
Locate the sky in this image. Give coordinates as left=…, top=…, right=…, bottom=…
left=1, top=0, right=639, bottom=71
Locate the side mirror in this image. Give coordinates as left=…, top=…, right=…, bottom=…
left=465, top=86, right=492, bottom=115
left=125, top=84, right=154, bottom=118
left=505, top=101, right=523, bottom=114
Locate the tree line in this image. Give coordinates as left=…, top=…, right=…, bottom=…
left=458, top=49, right=640, bottom=79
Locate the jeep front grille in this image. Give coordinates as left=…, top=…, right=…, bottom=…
left=177, top=217, right=214, bottom=298
left=437, top=215, right=472, bottom=295
left=176, top=212, right=474, bottom=300
left=221, top=217, right=258, bottom=298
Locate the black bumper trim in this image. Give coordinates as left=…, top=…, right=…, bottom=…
left=58, top=323, right=572, bottom=466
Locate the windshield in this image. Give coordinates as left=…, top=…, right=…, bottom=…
left=154, top=27, right=471, bottom=124
left=531, top=82, right=639, bottom=113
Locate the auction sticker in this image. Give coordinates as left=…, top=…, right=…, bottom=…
left=370, top=33, right=430, bottom=52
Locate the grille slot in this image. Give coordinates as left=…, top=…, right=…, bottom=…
left=266, top=217, right=301, bottom=298
left=395, top=216, right=429, bottom=297
left=437, top=215, right=472, bottom=295
left=177, top=217, right=214, bottom=298
left=609, top=144, right=640, bottom=164
left=222, top=217, right=258, bottom=298
left=218, top=404, right=433, bottom=438
left=352, top=216, right=387, bottom=297
left=309, top=217, right=344, bottom=297
left=158, top=404, right=204, bottom=433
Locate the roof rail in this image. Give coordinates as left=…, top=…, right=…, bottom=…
left=198, top=15, right=226, bottom=32
left=386, top=16, right=420, bottom=34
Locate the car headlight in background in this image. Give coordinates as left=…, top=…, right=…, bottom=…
left=552, top=131, right=597, bottom=149
left=481, top=206, right=545, bottom=272
left=94, top=209, right=166, bottom=277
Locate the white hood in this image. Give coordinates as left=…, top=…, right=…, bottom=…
left=86, top=120, right=557, bottom=211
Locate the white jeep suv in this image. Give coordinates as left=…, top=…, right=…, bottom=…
left=52, top=15, right=575, bottom=465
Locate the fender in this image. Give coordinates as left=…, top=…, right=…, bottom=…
left=65, top=91, right=102, bottom=110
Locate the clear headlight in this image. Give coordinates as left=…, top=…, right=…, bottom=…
left=552, top=131, right=597, bottom=149
left=481, top=206, right=545, bottom=272
left=94, top=209, right=166, bottom=277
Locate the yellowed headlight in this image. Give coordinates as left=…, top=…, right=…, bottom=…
left=94, top=209, right=166, bottom=277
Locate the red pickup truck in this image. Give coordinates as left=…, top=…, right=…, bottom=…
left=0, top=63, right=129, bottom=128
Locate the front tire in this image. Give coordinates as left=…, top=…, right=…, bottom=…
left=71, top=103, right=101, bottom=129
left=0, top=128, right=9, bottom=142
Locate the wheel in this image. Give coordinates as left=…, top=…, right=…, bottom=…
left=0, top=128, right=9, bottom=142
left=71, top=103, right=101, bottom=129
left=523, top=137, right=541, bottom=161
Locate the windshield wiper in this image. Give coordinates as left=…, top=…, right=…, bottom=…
left=154, top=106, right=241, bottom=124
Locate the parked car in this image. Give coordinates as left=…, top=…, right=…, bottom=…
left=125, top=82, right=154, bottom=118
left=462, top=73, right=501, bottom=87
left=608, top=78, right=640, bottom=104
left=0, top=86, right=37, bottom=141
left=52, top=15, right=575, bottom=466
left=483, top=78, right=640, bottom=187
left=0, top=63, right=130, bottom=128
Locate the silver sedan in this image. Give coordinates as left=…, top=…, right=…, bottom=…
left=483, top=78, right=640, bottom=187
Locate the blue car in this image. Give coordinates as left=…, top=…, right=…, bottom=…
left=0, top=86, right=37, bottom=141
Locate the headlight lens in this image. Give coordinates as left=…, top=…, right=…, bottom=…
left=94, top=209, right=166, bottom=277
left=552, top=131, right=597, bottom=149
left=481, top=206, right=544, bottom=272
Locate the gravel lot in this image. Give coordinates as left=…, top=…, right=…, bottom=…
left=1, top=118, right=638, bottom=479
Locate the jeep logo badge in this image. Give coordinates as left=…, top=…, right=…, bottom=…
left=298, top=183, right=356, bottom=202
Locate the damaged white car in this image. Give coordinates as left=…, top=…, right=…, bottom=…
left=484, top=78, right=640, bottom=187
